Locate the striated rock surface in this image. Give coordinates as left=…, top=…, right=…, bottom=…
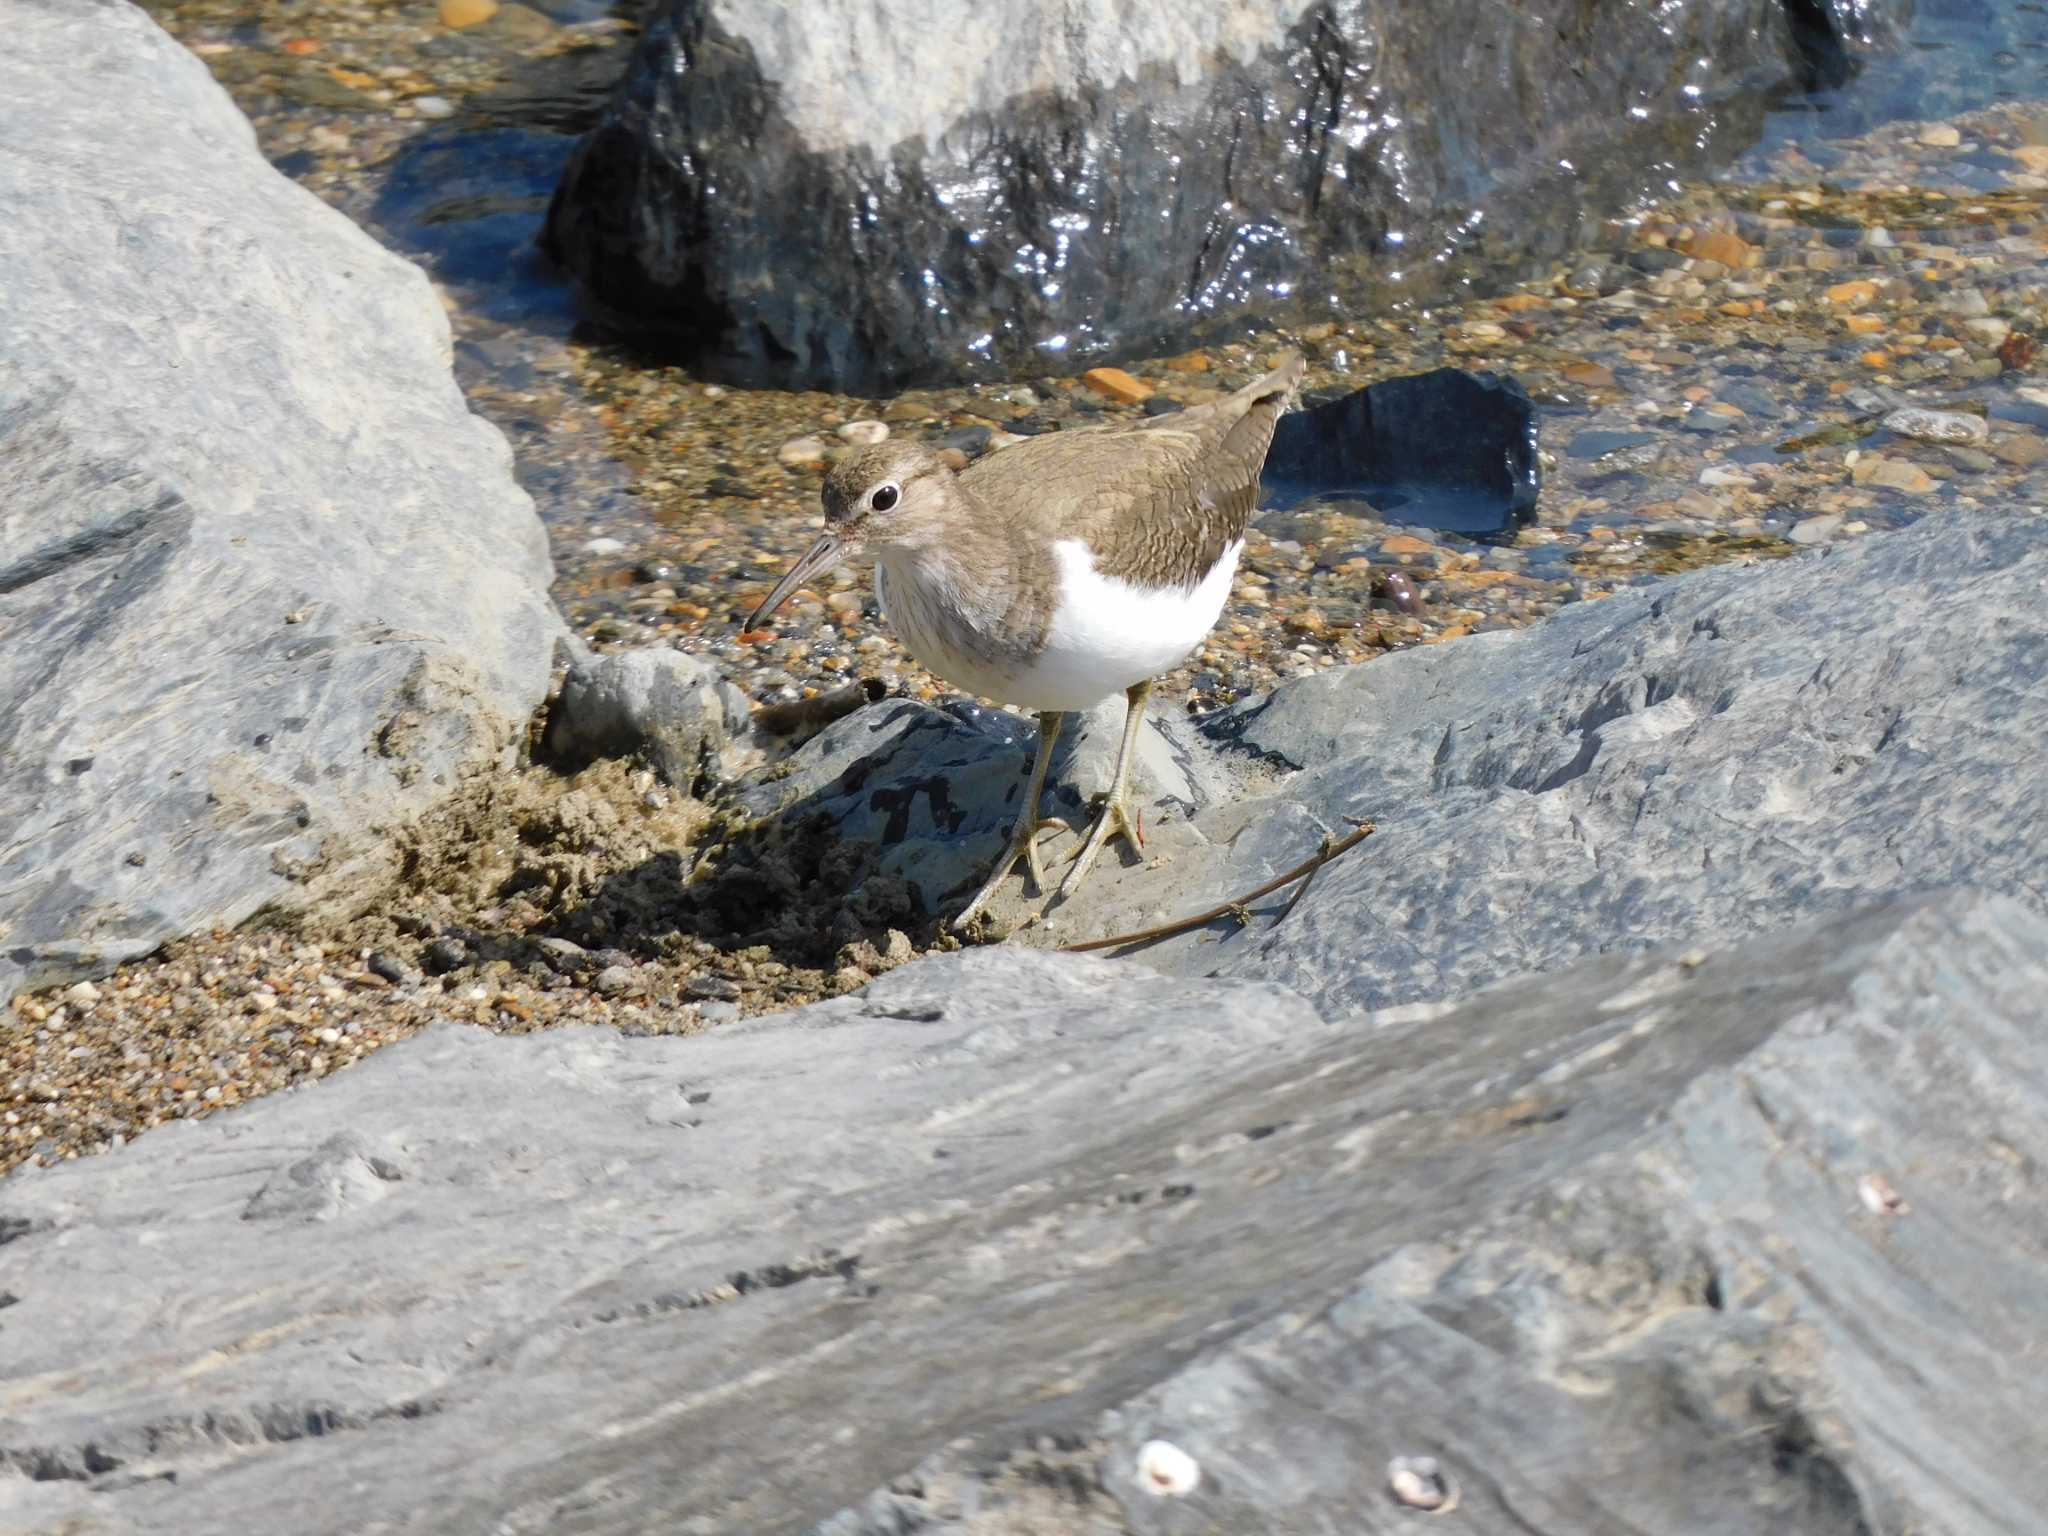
left=0, top=0, right=567, bottom=1001
left=4, top=892, right=2044, bottom=1532
left=542, top=0, right=1903, bottom=390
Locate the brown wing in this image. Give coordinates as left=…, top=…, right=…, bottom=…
left=960, top=353, right=1301, bottom=588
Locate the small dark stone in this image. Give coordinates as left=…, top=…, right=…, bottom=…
left=935, top=424, right=991, bottom=459
left=686, top=974, right=742, bottom=1001
left=1378, top=569, right=1424, bottom=614
left=1626, top=247, right=1687, bottom=273
left=367, top=951, right=413, bottom=986
left=124, top=851, right=146, bottom=867
left=422, top=937, right=470, bottom=976
left=1141, top=395, right=1184, bottom=417
left=633, top=562, right=676, bottom=584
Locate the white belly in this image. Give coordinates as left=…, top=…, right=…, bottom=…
left=877, top=539, right=1240, bottom=713
left=979, top=539, right=1246, bottom=712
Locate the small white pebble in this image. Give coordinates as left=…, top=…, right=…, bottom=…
left=63, top=980, right=101, bottom=1006
left=836, top=419, right=889, bottom=446
left=1858, top=1172, right=1908, bottom=1215
left=413, top=95, right=454, bottom=119
left=583, top=536, right=627, bottom=557
left=1134, top=1439, right=1200, bottom=1497
left=316, top=1027, right=342, bottom=1045
left=1388, top=1455, right=1457, bottom=1512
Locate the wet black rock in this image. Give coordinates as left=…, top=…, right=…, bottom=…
left=542, top=0, right=1905, bottom=391
left=1261, top=368, right=1539, bottom=536
left=422, top=937, right=470, bottom=975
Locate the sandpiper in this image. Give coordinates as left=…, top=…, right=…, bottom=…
left=748, top=352, right=1304, bottom=928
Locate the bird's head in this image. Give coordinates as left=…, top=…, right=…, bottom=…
left=746, top=443, right=962, bottom=630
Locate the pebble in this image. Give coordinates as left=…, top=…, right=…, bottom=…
left=1856, top=458, right=1938, bottom=494
left=1134, top=1440, right=1200, bottom=1497
left=1080, top=367, right=1152, bottom=404
left=1918, top=123, right=1962, bottom=148
left=438, top=0, right=497, bottom=26
left=423, top=936, right=470, bottom=974
left=777, top=435, right=829, bottom=467
left=1789, top=513, right=1845, bottom=545
left=1698, top=465, right=1755, bottom=488
left=1992, top=434, right=2048, bottom=467
left=583, top=536, right=627, bottom=557
left=413, top=96, right=454, bottom=120
left=835, top=420, right=889, bottom=446
left=1883, top=408, right=1988, bottom=446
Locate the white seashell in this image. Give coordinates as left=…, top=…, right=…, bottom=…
left=1134, top=1438, right=1200, bottom=1497
left=1858, top=1172, right=1909, bottom=1215
left=1388, top=1455, right=1458, bottom=1513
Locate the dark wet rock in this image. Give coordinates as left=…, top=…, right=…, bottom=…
left=1626, top=246, right=1689, bottom=273
left=0, top=5, right=564, bottom=1005
left=1566, top=428, right=1660, bottom=460
left=422, top=937, right=471, bottom=976
left=6, top=891, right=2047, bottom=1533
left=1261, top=369, right=1539, bottom=536
left=543, top=647, right=754, bottom=786
left=1377, top=568, right=1424, bottom=614
left=365, top=952, right=416, bottom=988
left=543, top=0, right=1905, bottom=390
left=732, top=694, right=1234, bottom=915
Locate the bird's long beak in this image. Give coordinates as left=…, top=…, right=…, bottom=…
left=745, top=531, right=853, bottom=630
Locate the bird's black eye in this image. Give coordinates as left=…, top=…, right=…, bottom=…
left=869, top=482, right=900, bottom=513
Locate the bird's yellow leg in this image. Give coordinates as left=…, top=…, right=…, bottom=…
left=1057, top=680, right=1152, bottom=900
left=953, top=710, right=1070, bottom=931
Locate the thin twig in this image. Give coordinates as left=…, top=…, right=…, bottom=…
left=1058, top=819, right=1375, bottom=954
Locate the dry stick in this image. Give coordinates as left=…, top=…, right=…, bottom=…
left=1058, top=819, right=1375, bottom=955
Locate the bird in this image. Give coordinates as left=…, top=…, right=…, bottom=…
left=747, top=352, right=1304, bottom=929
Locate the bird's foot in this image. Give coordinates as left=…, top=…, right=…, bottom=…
left=1056, top=792, right=1144, bottom=902
left=952, top=816, right=1071, bottom=932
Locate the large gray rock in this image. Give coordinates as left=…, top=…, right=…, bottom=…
left=0, top=0, right=567, bottom=1002
left=4, top=891, right=2044, bottom=1533
left=756, top=508, right=2048, bottom=1006
left=542, top=0, right=1901, bottom=390
left=1124, top=503, right=2048, bottom=1013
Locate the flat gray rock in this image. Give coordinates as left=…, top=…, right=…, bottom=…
left=0, top=0, right=566, bottom=1001
left=1036, top=507, right=2048, bottom=1010
left=5, top=891, right=2044, bottom=1533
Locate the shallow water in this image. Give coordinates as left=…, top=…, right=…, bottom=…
left=138, top=0, right=2048, bottom=711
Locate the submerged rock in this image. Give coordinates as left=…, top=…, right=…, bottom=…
left=1261, top=368, right=1540, bottom=535
left=0, top=4, right=565, bottom=1003
left=543, top=0, right=1904, bottom=391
